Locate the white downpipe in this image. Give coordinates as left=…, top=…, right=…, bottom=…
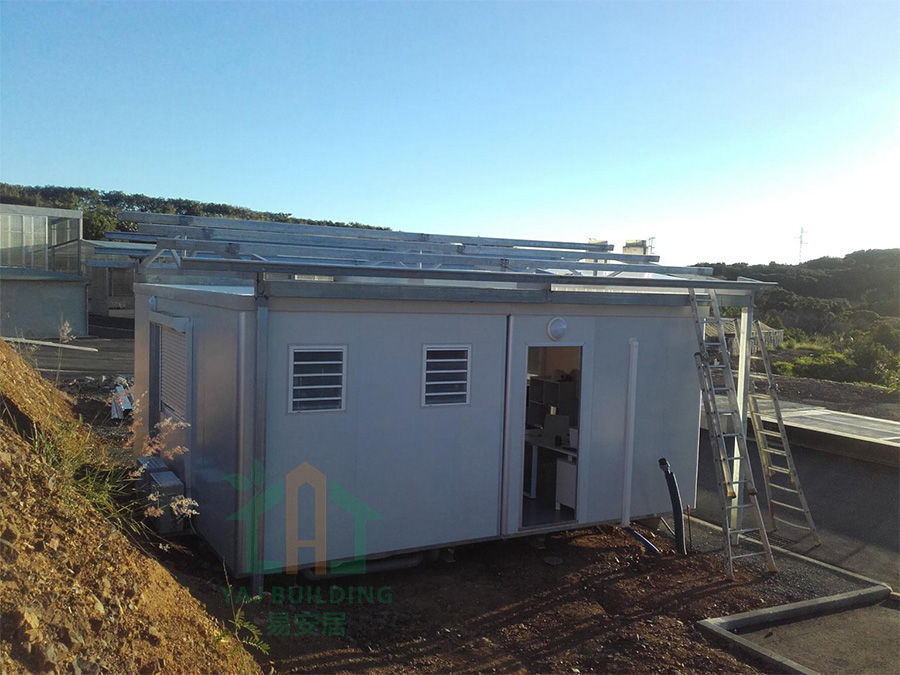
left=732, top=304, right=754, bottom=535
left=621, top=338, right=639, bottom=527
left=0, top=336, right=98, bottom=352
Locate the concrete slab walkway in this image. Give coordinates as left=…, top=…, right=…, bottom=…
left=686, top=518, right=898, bottom=675
left=739, top=596, right=900, bottom=674
left=753, top=398, right=900, bottom=449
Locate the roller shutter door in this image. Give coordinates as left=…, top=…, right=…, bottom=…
left=159, top=326, right=188, bottom=420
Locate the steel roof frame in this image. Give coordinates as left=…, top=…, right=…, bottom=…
left=143, top=236, right=712, bottom=277
left=117, top=222, right=659, bottom=263
left=118, top=211, right=619, bottom=253
left=111, top=211, right=772, bottom=292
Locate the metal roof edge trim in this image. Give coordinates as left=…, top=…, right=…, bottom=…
left=134, top=283, right=256, bottom=311
left=0, top=204, right=83, bottom=218
left=175, top=257, right=773, bottom=291
left=263, top=280, right=710, bottom=306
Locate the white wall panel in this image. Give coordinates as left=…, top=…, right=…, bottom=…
left=264, top=310, right=507, bottom=569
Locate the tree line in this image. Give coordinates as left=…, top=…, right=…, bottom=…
left=698, top=251, right=899, bottom=318
left=699, top=252, right=899, bottom=388
left=0, top=183, right=382, bottom=240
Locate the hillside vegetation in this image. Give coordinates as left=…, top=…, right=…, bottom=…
left=0, top=339, right=260, bottom=673
left=699, top=251, right=900, bottom=388
left=1, top=183, right=382, bottom=240
left=699, top=250, right=899, bottom=318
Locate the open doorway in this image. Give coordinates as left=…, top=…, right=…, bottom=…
left=522, top=345, right=581, bottom=528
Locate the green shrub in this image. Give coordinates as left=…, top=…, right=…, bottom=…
left=846, top=340, right=891, bottom=383
left=782, top=326, right=808, bottom=346
left=772, top=361, right=794, bottom=376
left=785, top=346, right=898, bottom=388
left=871, top=321, right=900, bottom=352
left=791, top=351, right=857, bottom=382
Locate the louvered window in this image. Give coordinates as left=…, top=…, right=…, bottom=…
left=423, top=346, right=470, bottom=406
left=159, top=326, right=188, bottom=420
left=291, top=347, right=345, bottom=412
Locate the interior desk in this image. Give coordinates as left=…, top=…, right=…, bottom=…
left=523, top=430, right=578, bottom=509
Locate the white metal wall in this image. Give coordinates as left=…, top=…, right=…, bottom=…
left=133, top=287, right=703, bottom=575
left=263, top=309, right=508, bottom=569
left=587, top=312, right=700, bottom=522
left=502, top=308, right=700, bottom=533
left=134, top=286, right=256, bottom=574
left=0, top=276, right=88, bottom=338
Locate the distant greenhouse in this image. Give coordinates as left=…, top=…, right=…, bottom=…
left=0, top=204, right=88, bottom=337
left=0, top=203, right=82, bottom=274
left=704, top=317, right=784, bottom=352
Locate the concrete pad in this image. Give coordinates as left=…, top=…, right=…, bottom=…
left=695, top=430, right=900, bottom=588
left=698, top=586, right=894, bottom=675
left=758, top=399, right=900, bottom=451
left=740, top=597, right=900, bottom=675
left=702, top=397, right=900, bottom=465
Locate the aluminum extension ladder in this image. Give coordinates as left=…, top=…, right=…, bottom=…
left=747, top=320, right=821, bottom=545
left=689, top=289, right=778, bottom=579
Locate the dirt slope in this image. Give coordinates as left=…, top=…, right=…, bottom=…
left=0, top=340, right=259, bottom=674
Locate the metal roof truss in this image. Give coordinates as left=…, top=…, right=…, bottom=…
left=109, top=212, right=772, bottom=293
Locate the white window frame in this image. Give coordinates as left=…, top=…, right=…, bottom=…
left=421, top=344, right=471, bottom=407
left=288, top=345, right=347, bottom=414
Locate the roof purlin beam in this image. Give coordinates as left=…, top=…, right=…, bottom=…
left=118, top=211, right=617, bottom=253
left=171, top=257, right=774, bottom=291
left=151, top=237, right=713, bottom=276
left=110, top=229, right=660, bottom=265
left=121, top=223, right=660, bottom=263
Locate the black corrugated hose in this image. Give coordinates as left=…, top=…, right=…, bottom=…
left=658, top=457, right=687, bottom=555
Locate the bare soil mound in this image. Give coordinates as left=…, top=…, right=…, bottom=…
left=156, top=525, right=811, bottom=674
left=0, top=340, right=259, bottom=674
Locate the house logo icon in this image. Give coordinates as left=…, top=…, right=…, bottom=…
left=225, top=461, right=383, bottom=575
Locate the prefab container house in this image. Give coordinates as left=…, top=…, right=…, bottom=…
left=121, top=212, right=767, bottom=578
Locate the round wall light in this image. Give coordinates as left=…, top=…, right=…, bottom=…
left=547, top=317, right=568, bottom=341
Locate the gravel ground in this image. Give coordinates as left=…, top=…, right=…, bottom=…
left=671, top=515, right=875, bottom=601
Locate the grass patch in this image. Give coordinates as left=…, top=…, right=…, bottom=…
left=31, top=421, right=142, bottom=534
left=780, top=337, right=834, bottom=352
left=0, top=338, right=145, bottom=536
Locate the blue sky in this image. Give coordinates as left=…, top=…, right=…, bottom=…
left=1, top=1, right=898, bottom=264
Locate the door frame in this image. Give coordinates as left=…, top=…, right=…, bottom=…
left=500, top=314, right=595, bottom=535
